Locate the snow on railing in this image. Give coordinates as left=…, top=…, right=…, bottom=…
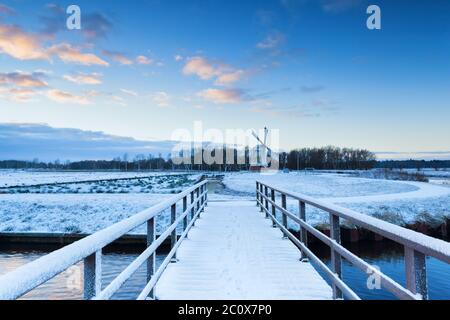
left=256, top=181, right=450, bottom=300
left=0, top=180, right=208, bottom=300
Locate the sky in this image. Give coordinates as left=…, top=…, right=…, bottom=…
left=0, top=0, right=449, bottom=160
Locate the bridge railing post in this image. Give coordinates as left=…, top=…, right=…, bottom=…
left=204, top=183, right=208, bottom=207
left=281, top=194, right=287, bottom=238
left=200, top=185, right=205, bottom=212
left=259, top=184, right=264, bottom=212
left=196, top=187, right=200, bottom=217
left=190, top=191, right=195, bottom=223
left=84, top=250, right=102, bottom=300
left=405, top=247, right=428, bottom=299
left=271, top=189, right=276, bottom=228
left=147, top=217, right=155, bottom=298
left=264, top=186, right=269, bottom=218
left=299, top=201, right=308, bottom=261
left=183, top=196, right=188, bottom=232
left=330, top=213, right=343, bottom=299
left=171, top=203, right=177, bottom=262
left=256, top=182, right=260, bottom=207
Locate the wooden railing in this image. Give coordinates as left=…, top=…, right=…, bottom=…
left=0, top=180, right=208, bottom=300
left=256, top=181, right=450, bottom=300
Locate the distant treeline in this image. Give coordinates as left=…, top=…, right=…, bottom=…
left=282, top=147, right=376, bottom=170
left=376, top=159, right=450, bottom=170
left=0, top=147, right=447, bottom=171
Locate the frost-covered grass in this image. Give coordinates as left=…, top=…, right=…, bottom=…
left=0, top=171, right=201, bottom=235
left=0, top=170, right=192, bottom=188
left=0, top=194, right=178, bottom=234
left=223, top=171, right=419, bottom=198
left=280, top=195, right=450, bottom=231
left=224, top=171, right=450, bottom=228
left=1, top=170, right=449, bottom=235
left=1, top=174, right=198, bottom=194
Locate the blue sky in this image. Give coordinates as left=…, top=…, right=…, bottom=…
left=0, top=0, right=449, bottom=160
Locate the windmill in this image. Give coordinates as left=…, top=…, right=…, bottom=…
left=250, top=127, right=272, bottom=171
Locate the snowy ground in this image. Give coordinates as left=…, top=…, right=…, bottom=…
left=223, top=172, right=450, bottom=228
left=0, top=170, right=449, bottom=235
left=0, top=194, right=176, bottom=234
left=1, top=174, right=199, bottom=194
left=0, top=170, right=192, bottom=188
left=0, top=172, right=201, bottom=234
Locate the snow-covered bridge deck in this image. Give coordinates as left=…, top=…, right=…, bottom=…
left=155, top=200, right=332, bottom=300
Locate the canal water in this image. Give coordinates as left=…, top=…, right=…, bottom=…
left=0, top=241, right=448, bottom=300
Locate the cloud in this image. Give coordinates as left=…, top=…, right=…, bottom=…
left=48, top=43, right=109, bottom=66
left=183, top=57, right=219, bottom=80
left=82, top=13, right=113, bottom=40
left=46, top=89, right=91, bottom=105
left=102, top=50, right=133, bottom=65
left=183, top=56, right=246, bottom=86
left=40, top=5, right=112, bottom=40
left=257, top=32, right=285, bottom=50
left=0, top=4, right=15, bottom=15
left=215, top=70, right=245, bottom=86
left=0, top=24, right=49, bottom=60
left=63, top=73, right=102, bottom=85
left=174, top=55, right=183, bottom=61
left=136, top=55, right=153, bottom=65
left=152, top=91, right=171, bottom=107
left=0, top=71, right=48, bottom=88
left=300, top=85, right=325, bottom=93
left=197, top=88, right=245, bottom=104
left=0, top=87, right=38, bottom=103
left=111, top=95, right=126, bottom=106
left=0, top=24, right=109, bottom=66
left=120, top=89, right=138, bottom=97
left=0, top=123, right=176, bottom=161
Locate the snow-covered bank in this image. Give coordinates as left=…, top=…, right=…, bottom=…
left=224, top=172, right=450, bottom=228
left=0, top=194, right=174, bottom=235
left=0, top=170, right=192, bottom=188
left=224, top=172, right=420, bottom=198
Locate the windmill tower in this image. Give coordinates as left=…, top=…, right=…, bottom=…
left=250, top=127, right=272, bottom=171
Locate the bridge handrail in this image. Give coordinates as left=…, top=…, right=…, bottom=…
left=256, top=181, right=450, bottom=300
left=0, top=180, right=208, bottom=300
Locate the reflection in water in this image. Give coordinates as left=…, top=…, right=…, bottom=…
left=0, top=241, right=448, bottom=300
left=309, top=241, right=450, bottom=300
left=0, top=249, right=165, bottom=300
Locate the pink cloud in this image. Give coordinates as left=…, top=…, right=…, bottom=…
left=46, top=89, right=91, bottom=105
left=63, top=73, right=102, bottom=85
left=136, top=55, right=153, bottom=65
left=197, top=88, right=245, bottom=104
left=183, top=56, right=245, bottom=86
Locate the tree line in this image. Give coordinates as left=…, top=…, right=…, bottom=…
left=1, top=147, right=447, bottom=171
left=0, top=146, right=375, bottom=171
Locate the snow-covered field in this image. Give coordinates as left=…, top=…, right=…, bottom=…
left=0, top=170, right=191, bottom=188
left=0, top=171, right=201, bottom=234
left=0, top=170, right=449, bottom=235
left=0, top=194, right=173, bottom=234
left=223, top=172, right=450, bottom=228
left=1, top=174, right=199, bottom=194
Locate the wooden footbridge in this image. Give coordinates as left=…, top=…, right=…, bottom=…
left=0, top=180, right=449, bottom=300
